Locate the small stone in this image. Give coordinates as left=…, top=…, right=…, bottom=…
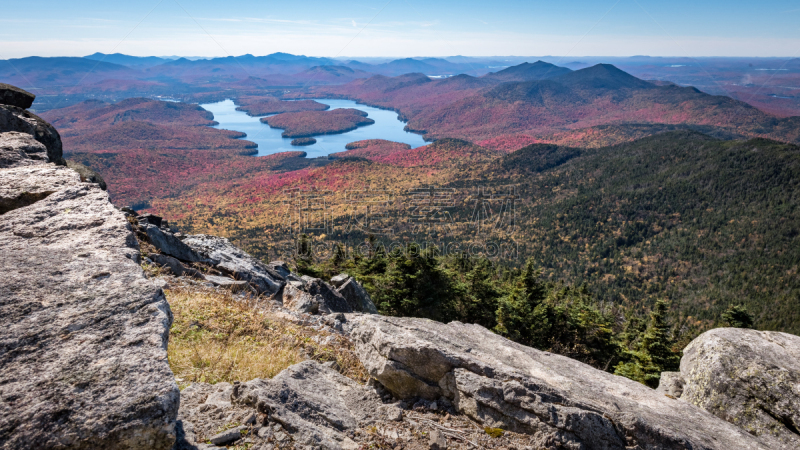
left=243, top=412, right=257, bottom=425
left=257, top=426, right=273, bottom=438
left=330, top=273, right=350, bottom=288
left=274, top=431, right=289, bottom=442
left=341, top=437, right=360, bottom=449
left=197, top=444, right=224, bottom=450
left=429, top=430, right=447, bottom=449
left=209, top=426, right=246, bottom=445
left=322, top=360, right=340, bottom=371
left=204, top=275, right=251, bottom=293
left=386, top=407, right=403, bottom=421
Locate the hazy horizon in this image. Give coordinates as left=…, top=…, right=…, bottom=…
left=2, top=0, right=799, bottom=59
left=6, top=53, right=798, bottom=61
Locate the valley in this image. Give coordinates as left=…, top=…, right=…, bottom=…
left=5, top=2, right=800, bottom=447
left=23, top=54, right=800, bottom=342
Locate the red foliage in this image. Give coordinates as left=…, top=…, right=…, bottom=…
left=41, top=98, right=215, bottom=132
left=46, top=98, right=317, bottom=208
left=66, top=121, right=254, bottom=152
left=332, top=139, right=411, bottom=160
left=319, top=68, right=800, bottom=146
left=262, top=108, right=375, bottom=137
left=235, top=96, right=329, bottom=116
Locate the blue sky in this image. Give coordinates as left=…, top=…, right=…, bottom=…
left=1, top=0, right=798, bottom=58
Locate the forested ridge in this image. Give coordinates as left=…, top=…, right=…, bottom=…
left=446, top=131, right=800, bottom=334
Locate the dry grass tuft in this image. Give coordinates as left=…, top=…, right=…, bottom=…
left=166, top=283, right=368, bottom=385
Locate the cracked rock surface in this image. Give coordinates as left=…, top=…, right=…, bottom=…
left=0, top=104, right=65, bottom=165
left=182, top=234, right=285, bottom=295
left=345, top=315, right=772, bottom=450
left=0, top=144, right=178, bottom=448
left=0, top=131, right=49, bottom=168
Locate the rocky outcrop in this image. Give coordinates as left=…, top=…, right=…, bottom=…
left=135, top=221, right=364, bottom=316
left=0, top=104, right=65, bottom=165
left=0, top=156, right=178, bottom=448
left=233, top=360, right=399, bottom=449
left=676, top=328, right=800, bottom=449
left=0, top=83, right=35, bottom=109
left=182, top=234, right=284, bottom=295
left=175, top=361, right=404, bottom=450
left=149, top=253, right=204, bottom=279
left=345, top=315, right=771, bottom=450
left=145, top=224, right=208, bottom=263
left=282, top=281, right=321, bottom=314
left=334, top=275, right=379, bottom=314
left=0, top=131, right=49, bottom=168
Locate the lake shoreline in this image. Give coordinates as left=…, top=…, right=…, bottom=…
left=199, top=98, right=427, bottom=158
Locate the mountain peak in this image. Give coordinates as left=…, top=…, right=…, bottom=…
left=554, top=64, right=654, bottom=90
left=484, top=61, right=572, bottom=82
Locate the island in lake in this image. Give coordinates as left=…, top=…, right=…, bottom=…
left=262, top=108, right=375, bottom=138
left=291, top=137, right=317, bottom=146
left=235, top=97, right=329, bottom=116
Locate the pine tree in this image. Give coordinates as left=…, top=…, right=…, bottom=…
left=614, top=300, right=681, bottom=388
left=494, top=258, right=550, bottom=347
left=294, top=234, right=318, bottom=276
left=721, top=305, right=754, bottom=328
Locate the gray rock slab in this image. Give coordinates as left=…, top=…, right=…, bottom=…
left=149, top=253, right=203, bottom=279
left=346, top=315, right=771, bottom=450
left=146, top=225, right=207, bottom=263
left=656, top=371, right=685, bottom=398
left=183, top=234, right=284, bottom=295
left=0, top=164, right=75, bottom=215
left=336, top=277, right=378, bottom=314
left=204, top=275, right=251, bottom=293
left=330, top=273, right=350, bottom=288
left=233, top=360, right=396, bottom=449
left=267, top=261, right=301, bottom=282
left=0, top=104, right=65, bottom=165
left=282, top=282, right=319, bottom=314
left=679, top=328, right=800, bottom=449
left=0, top=83, right=35, bottom=109
left=0, top=165, right=178, bottom=449
left=303, top=278, right=352, bottom=314
left=0, top=131, right=48, bottom=168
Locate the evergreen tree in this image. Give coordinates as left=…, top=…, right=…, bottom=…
left=494, top=259, right=550, bottom=347
left=448, top=255, right=502, bottom=329
left=614, top=300, right=681, bottom=388
left=294, top=234, right=319, bottom=277
left=721, top=305, right=754, bottom=328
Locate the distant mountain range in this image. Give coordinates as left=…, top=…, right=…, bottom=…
left=3, top=52, right=798, bottom=118
left=321, top=62, right=800, bottom=146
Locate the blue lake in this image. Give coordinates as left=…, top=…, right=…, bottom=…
left=200, top=99, right=427, bottom=158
